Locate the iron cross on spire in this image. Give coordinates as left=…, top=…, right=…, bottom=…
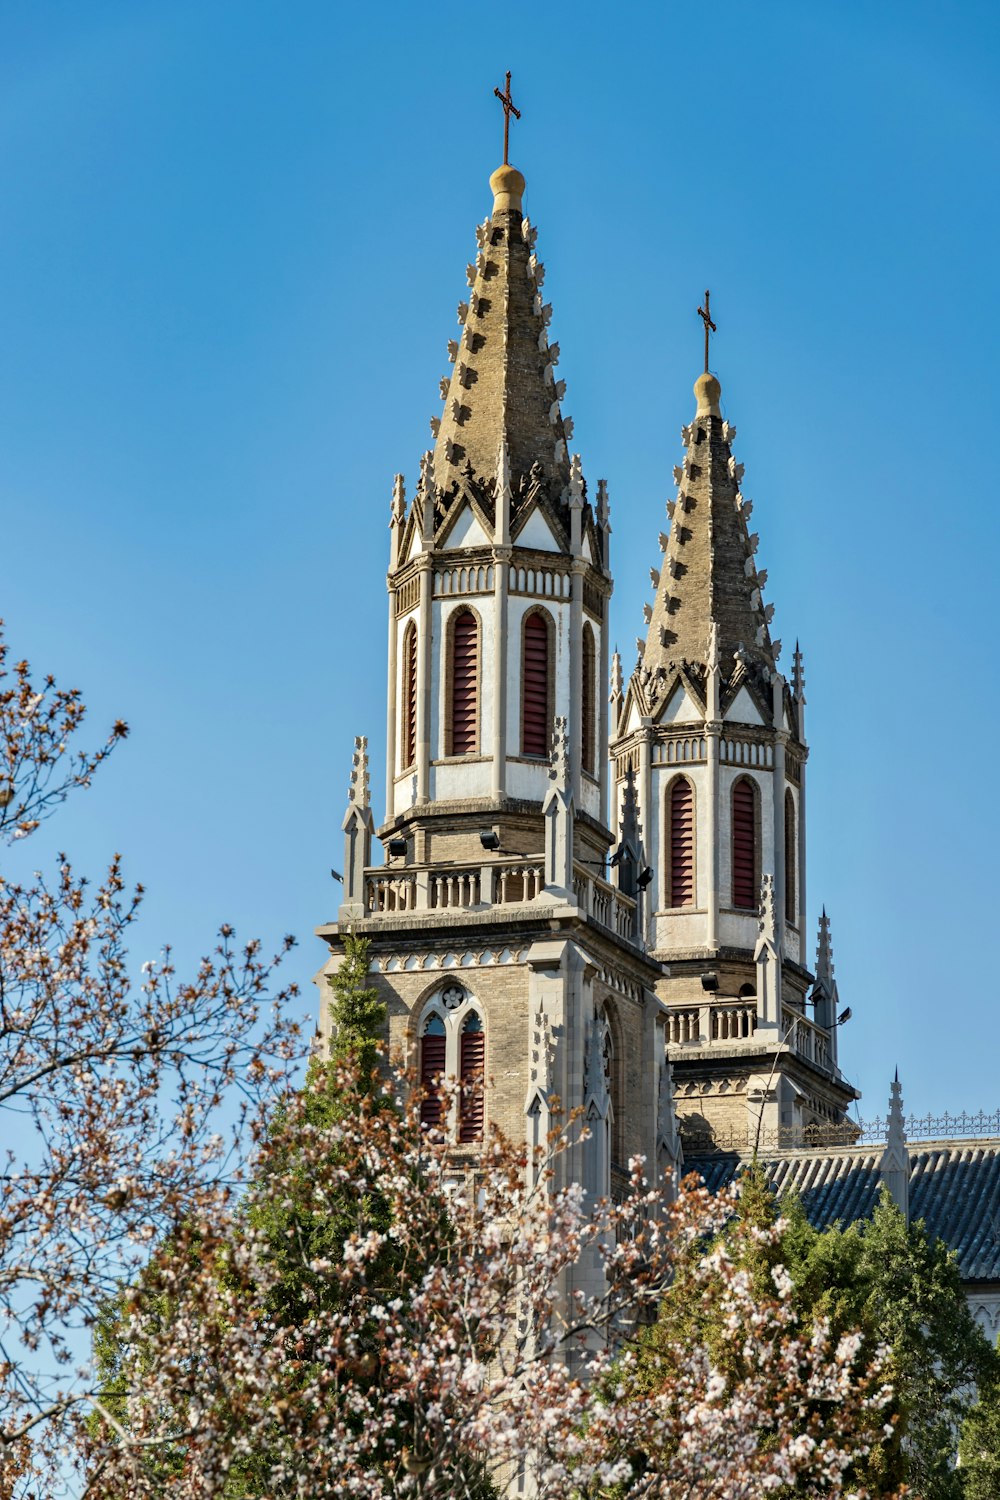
left=697, top=290, right=717, bottom=373
left=493, top=71, right=521, bottom=166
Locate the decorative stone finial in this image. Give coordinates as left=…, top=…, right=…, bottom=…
left=490, top=163, right=525, bottom=214
left=610, top=650, right=623, bottom=703
left=694, top=370, right=722, bottom=417
left=567, top=452, right=585, bottom=509
left=792, top=640, right=806, bottom=703
left=597, top=478, right=611, bottom=531
left=757, top=873, right=776, bottom=944
left=707, top=621, right=720, bottom=671
left=391, top=474, right=406, bottom=525
left=880, top=1071, right=910, bottom=1223
left=549, top=715, right=570, bottom=787
left=816, top=907, right=834, bottom=985
left=348, top=736, right=370, bottom=810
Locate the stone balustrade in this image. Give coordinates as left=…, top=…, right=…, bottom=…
left=361, top=856, right=636, bottom=942
left=711, top=1003, right=757, bottom=1041
left=782, top=1008, right=831, bottom=1073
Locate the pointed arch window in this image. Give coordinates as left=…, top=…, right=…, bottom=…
left=419, top=1012, right=446, bottom=1129
left=521, top=611, right=552, bottom=758
left=401, top=622, right=417, bottom=771
left=458, top=1012, right=485, bottom=1143
left=784, top=789, right=796, bottom=925
left=668, top=776, right=695, bottom=907
left=731, top=776, right=759, bottom=910
left=418, top=990, right=487, bottom=1143
left=448, top=608, right=480, bottom=756
left=581, top=623, right=596, bottom=775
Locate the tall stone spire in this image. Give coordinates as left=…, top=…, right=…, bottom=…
left=635, top=370, right=777, bottom=715
left=430, top=161, right=575, bottom=540
left=879, top=1071, right=910, bottom=1223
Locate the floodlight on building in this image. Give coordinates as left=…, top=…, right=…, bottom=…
left=388, top=837, right=408, bottom=858
left=479, top=829, right=502, bottom=853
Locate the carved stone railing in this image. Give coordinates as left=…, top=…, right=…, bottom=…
left=363, top=856, right=637, bottom=941
left=366, top=859, right=541, bottom=916
left=782, top=1008, right=831, bottom=1073
left=666, top=1002, right=758, bottom=1048
left=366, top=871, right=418, bottom=913
left=666, top=1007, right=701, bottom=1045
left=711, top=1003, right=757, bottom=1041
left=428, top=869, right=481, bottom=910
left=573, top=864, right=637, bottom=941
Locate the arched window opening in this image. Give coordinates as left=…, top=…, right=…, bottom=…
left=521, top=612, right=551, bottom=758
left=458, top=1012, right=485, bottom=1143
left=581, top=624, right=596, bottom=775
left=449, top=609, right=479, bottom=755
left=401, top=623, right=417, bottom=771
left=420, top=1013, right=446, bottom=1130
left=739, top=982, right=757, bottom=999
left=732, top=777, right=758, bottom=910
left=669, top=777, right=695, bottom=907
left=784, top=789, right=796, bottom=925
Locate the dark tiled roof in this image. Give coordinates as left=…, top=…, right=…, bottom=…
left=686, top=1140, right=1000, bottom=1283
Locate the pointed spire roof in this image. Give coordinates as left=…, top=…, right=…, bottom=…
left=635, top=369, right=778, bottom=713
left=429, top=163, right=574, bottom=531
left=880, top=1071, right=910, bottom=1222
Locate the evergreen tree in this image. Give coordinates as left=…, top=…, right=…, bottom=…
left=612, top=1166, right=1000, bottom=1498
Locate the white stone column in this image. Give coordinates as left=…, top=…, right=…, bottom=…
left=771, top=675, right=787, bottom=954
left=598, top=606, right=610, bottom=829
left=705, top=627, right=721, bottom=950
left=385, top=584, right=398, bottom=822
left=492, top=552, right=510, bottom=798
left=415, top=557, right=432, bottom=804
left=569, top=561, right=585, bottom=803
left=797, top=761, right=808, bottom=968
left=705, top=725, right=721, bottom=949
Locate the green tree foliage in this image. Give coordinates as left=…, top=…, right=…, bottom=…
left=620, top=1163, right=1000, bottom=1498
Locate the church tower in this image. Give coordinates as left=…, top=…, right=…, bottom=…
left=318, top=136, right=680, bottom=1245
left=609, top=350, right=858, bottom=1148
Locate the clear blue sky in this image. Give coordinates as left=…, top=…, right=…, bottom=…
left=2, top=0, right=998, bottom=1122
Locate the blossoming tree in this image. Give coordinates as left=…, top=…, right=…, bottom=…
left=0, top=622, right=303, bottom=1497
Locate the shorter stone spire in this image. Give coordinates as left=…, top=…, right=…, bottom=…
left=347, top=735, right=370, bottom=810
left=633, top=364, right=780, bottom=715
left=879, top=1071, right=910, bottom=1224
left=754, top=874, right=781, bottom=1029
left=340, top=736, right=374, bottom=921
left=812, top=908, right=840, bottom=1054
left=542, top=716, right=574, bottom=899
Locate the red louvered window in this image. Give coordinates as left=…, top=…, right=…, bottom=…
left=785, top=790, right=796, bottom=924
left=732, top=777, right=757, bottom=910
left=522, top=613, right=550, bottom=758
left=450, top=609, right=479, bottom=755
left=420, top=1013, right=446, bottom=1130
left=401, top=623, right=417, bottom=770
left=458, top=1012, right=484, bottom=1143
left=582, top=624, right=596, bottom=775
left=669, top=777, right=695, bottom=907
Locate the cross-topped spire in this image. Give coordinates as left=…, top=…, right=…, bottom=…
left=697, top=290, right=717, bottom=373
left=493, top=71, right=521, bottom=166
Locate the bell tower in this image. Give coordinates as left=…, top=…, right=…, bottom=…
left=318, top=127, right=679, bottom=1242
left=609, top=358, right=858, bottom=1148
